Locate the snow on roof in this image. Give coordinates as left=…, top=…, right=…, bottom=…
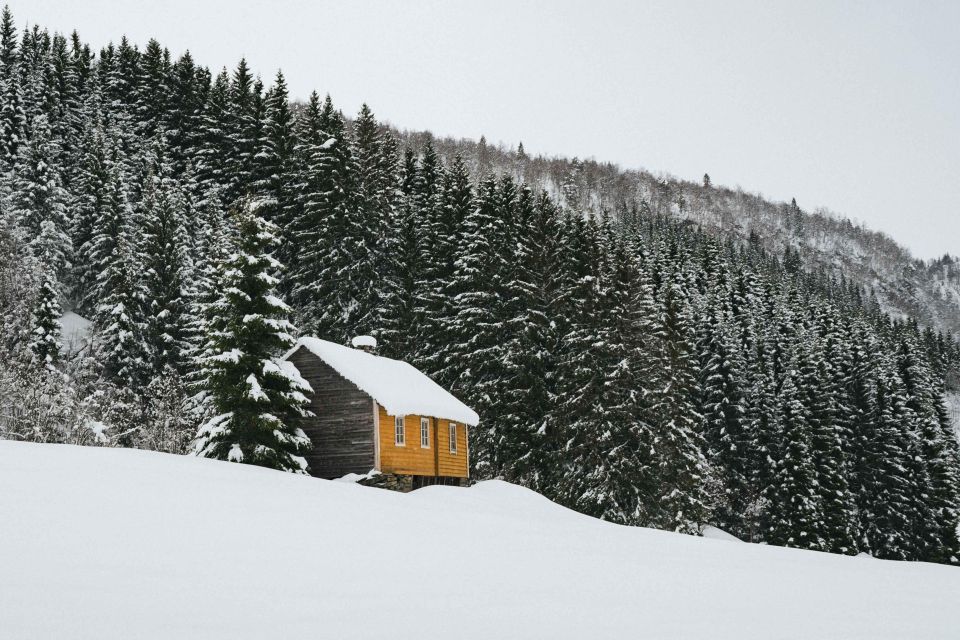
left=284, top=337, right=479, bottom=426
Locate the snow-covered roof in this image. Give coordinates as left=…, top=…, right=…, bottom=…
left=283, top=337, right=479, bottom=426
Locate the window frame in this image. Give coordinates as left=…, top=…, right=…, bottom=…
left=420, top=417, right=430, bottom=448
left=448, top=422, right=457, bottom=454
left=394, top=415, right=406, bottom=446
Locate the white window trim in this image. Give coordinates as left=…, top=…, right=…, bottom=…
left=449, top=422, right=458, bottom=454
left=394, top=415, right=406, bottom=446
left=420, top=417, right=430, bottom=448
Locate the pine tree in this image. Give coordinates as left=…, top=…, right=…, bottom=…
left=193, top=199, right=312, bottom=473
left=252, top=70, right=294, bottom=228
left=192, top=67, right=230, bottom=195
left=443, top=177, right=509, bottom=477
left=10, top=114, right=71, bottom=278
left=351, top=103, right=396, bottom=330
left=377, top=147, right=421, bottom=358
left=896, top=337, right=960, bottom=562
left=291, top=95, right=364, bottom=341
left=0, top=5, right=24, bottom=169
left=762, top=369, right=823, bottom=550
left=71, top=114, right=110, bottom=308
left=28, top=269, right=62, bottom=367
left=697, top=281, right=751, bottom=537
left=140, top=141, right=192, bottom=375
left=95, top=227, right=149, bottom=390
left=417, top=152, right=469, bottom=374
left=222, top=59, right=259, bottom=205
left=134, top=38, right=171, bottom=140
left=29, top=218, right=71, bottom=285
left=499, top=192, right=565, bottom=489
left=81, top=134, right=133, bottom=314
left=802, top=306, right=858, bottom=554
left=644, top=258, right=712, bottom=532
left=165, top=50, right=205, bottom=173
left=854, top=350, right=915, bottom=559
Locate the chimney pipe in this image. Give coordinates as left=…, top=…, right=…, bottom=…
left=351, top=335, right=378, bottom=354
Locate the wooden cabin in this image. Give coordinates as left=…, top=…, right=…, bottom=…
left=282, top=336, right=479, bottom=490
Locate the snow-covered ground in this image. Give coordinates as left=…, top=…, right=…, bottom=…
left=1, top=441, right=958, bottom=639
left=59, top=310, right=91, bottom=356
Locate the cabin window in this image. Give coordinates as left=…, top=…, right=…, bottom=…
left=449, top=422, right=457, bottom=454
left=420, top=417, right=430, bottom=448
left=394, top=416, right=405, bottom=446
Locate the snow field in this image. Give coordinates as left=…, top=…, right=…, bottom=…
left=1, top=441, right=958, bottom=640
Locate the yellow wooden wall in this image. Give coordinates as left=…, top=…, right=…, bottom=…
left=377, top=404, right=468, bottom=478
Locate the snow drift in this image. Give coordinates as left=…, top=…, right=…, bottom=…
left=1, top=441, right=958, bottom=639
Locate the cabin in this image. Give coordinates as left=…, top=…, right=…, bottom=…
left=282, top=336, right=479, bottom=491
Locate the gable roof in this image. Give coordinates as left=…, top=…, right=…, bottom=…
left=284, top=337, right=480, bottom=426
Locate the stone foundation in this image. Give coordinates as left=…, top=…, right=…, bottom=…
left=358, top=473, right=413, bottom=492
left=358, top=473, right=469, bottom=493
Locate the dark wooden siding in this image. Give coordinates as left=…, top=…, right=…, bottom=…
left=287, top=347, right=375, bottom=479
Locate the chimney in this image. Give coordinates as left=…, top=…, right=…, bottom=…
left=351, top=335, right=378, bottom=354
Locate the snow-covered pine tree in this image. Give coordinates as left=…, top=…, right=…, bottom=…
left=486, top=188, right=564, bottom=489
left=0, top=6, right=25, bottom=170
left=644, top=250, right=712, bottom=533
left=442, top=177, right=508, bottom=477
left=416, top=153, right=472, bottom=379
left=80, top=132, right=133, bottom=314
left=222, top=59, right=259, bottom=206
left=762, top=367, right=823, bottom=550
left=71, top=110, right=110, bottom=309
left=29, top=218, right=71, bottom=289
left=895, top=336, right=960, bottom=563
left=133, top=39, right=171, bottom=141
left=94, top=221, right=149, bottom=391
left=290, top=95, right=364, bottom=340
left=376, top=147, right=422, bottom=359
left=252, top=70, right=294, bottom=229
left=193, top=198, right=312, bottom=473
left=139, top=140, right=192, bottom=376
left=10, top=114, right=71, bottom=278
left=165, top=51, right=207, bottom=175
left=28, top=267, right=62, bottom=368
left=697, top=272, right=751, bottom=537
left=802, top=304, right=858, bottom=555
left=853, top=347, right=915, bottom=560
left=347, top=102, right=393, bottom=334
left=191, top=67, right=230, bottom=197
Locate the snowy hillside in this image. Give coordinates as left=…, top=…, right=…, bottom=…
left=2, top=441, right=958, bottom=640
left=419, top=131, right=960, bottom=337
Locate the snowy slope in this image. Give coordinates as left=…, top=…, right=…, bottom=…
left=1, top=442, right=958, bottom=640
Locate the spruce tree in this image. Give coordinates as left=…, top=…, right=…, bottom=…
left=896, top=337, right=960, bottom=562
left=28, top=269, right=62, bottom=368
left=377, top=147, right=422, bottom=358
left=252, top=70, right=294, bottom=228
left=0, top=5, right=24, bottom=169
left=645, top=259, right=712, bottom=533
left=762, top=369, right=823, bottom=550
left=140, top=142, right=192, bottom=375
left=697, top=283, right=751, bottom=537
left=11, top=114, right=71, bottom=277
left=193, top=199, right=312, bottom=473
left=222, top=59, right=259, bottom=205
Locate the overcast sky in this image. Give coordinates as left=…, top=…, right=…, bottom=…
left=9, top=0, right=960, bottom=258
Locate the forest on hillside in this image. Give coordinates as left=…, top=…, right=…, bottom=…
left=0, top=7, right=958, bottom=564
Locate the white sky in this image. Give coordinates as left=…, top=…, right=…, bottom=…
left=10, top=0, right=960, bottom=258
